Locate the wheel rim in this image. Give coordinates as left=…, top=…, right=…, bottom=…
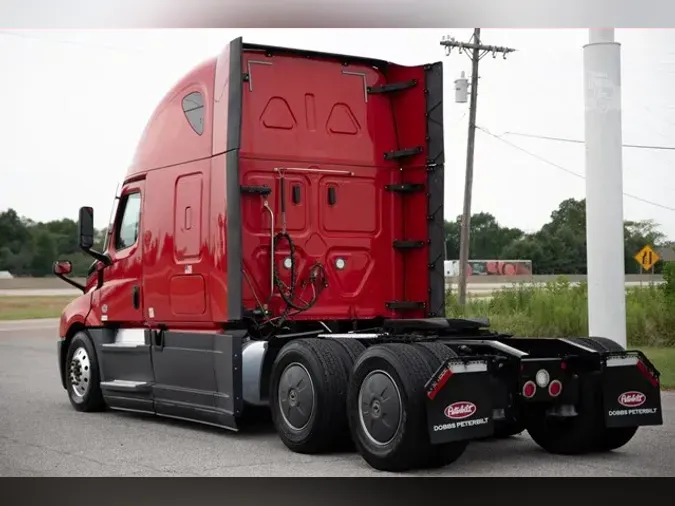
left=358, top=369, right=402, bottom=446
left=278, top=362, right=315, bottom=431
left=69, top=346, right=91, bottom=398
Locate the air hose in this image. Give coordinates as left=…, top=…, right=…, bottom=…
left=272, top=231, right=327, bottom=314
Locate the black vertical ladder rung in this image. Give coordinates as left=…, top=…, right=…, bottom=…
left=385, top=183, right=424, bottom=194
left=367, top=79, right=418, bottom=94
left=386, top=301, right=426, bottom=310
left=393, top=240, right=426, bottom=250
left=240, top=185, right=271, bottom=196
left=384, top=146, right=423, bottom=160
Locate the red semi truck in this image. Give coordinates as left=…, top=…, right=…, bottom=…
left=52, top=37, right=662, bottom=472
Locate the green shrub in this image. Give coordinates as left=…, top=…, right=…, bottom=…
left=446, top=276, right=675, bottom=347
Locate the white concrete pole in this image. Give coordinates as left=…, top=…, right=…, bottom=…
left=583, top=29, right=627, bottom=348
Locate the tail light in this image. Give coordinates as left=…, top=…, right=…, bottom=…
left=548, top=380, right=563, bottom=397
left=522, top=381, right=536, bottom=398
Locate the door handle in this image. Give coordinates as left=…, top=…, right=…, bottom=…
left=132, top=286, right=140, bottom=309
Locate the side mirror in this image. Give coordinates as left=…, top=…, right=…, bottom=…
left=78, top=206, right=95, bottom=250
left=52, top=260, right=73, bottom=275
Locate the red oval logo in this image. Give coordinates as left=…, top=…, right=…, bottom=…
left=618, top=391, right=646, bottom=408
left=444, top=401, right=477, bottom=420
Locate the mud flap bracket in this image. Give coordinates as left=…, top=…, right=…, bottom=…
left=602, top=352, right=663, bottom=428
left=424, top=358, right=494, bottom=444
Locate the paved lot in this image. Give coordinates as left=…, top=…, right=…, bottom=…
left=1, top=319, right=673, bottom=477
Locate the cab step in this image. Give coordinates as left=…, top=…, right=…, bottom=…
left=100, top=380, right=152, bottom=393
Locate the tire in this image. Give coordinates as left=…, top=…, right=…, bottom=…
left=329, top=337, right=366, bottom=374
left=64, top=331, right=106, bottom=412
left=327, top=337, right=366, bottom=449
left=577, top=337, right=640, bottom=452
left=491, top=420, right=525, bottom=439
left=347, top=343, right=452, bottom=472
left=526, top=336, right=638, bottom=455
left=525, top=374, right=603, bottom=455
left=269, top=338, right=350, bottom=454
left=412, top=342, right=470, bottom=468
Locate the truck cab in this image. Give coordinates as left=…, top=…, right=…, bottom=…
left=52, top=37, right=662, bottom=473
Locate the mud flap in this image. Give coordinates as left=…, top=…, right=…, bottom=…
left=602, top=352, right=663, bottom=428
left=424, top=358, right=494, bottom=444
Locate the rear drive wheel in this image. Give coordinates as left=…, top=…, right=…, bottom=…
left=347, top=343, right=461, bottom=472
left=269, top=338, right=350, bottom=454
left=65, top=331, right=105, bottom=412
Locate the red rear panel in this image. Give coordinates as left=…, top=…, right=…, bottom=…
left=226, top=41, right=445, bottom=322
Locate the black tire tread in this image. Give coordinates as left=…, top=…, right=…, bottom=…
left=348, top=343, right=438, bottom=472
left=270, top=338, right=350, bottom=454
left=66, top=331, right=106, bottom=413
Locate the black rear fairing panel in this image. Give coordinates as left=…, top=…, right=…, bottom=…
left=425, top=357, right=495, bottom=444
left=602, top=352, right=663, bottom=428
left=423, top=62, right=445, bottom=319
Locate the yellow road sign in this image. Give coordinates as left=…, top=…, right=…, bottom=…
left=634, top=245, right=660, bottom=271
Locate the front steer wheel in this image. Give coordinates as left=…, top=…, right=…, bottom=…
left=65, top=331, right=106, bottom=412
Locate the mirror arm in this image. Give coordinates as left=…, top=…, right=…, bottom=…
left=81, top=246, right=113, bottom=266
left=51, top=263, right=86, bottom=293
left=57, top=273, right=87, bottom=293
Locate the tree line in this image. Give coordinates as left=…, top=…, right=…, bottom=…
left=0, top=197, right=671, bottom=278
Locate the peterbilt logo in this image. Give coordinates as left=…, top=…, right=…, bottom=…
left=444, top=401, right=477, bottom=420
left=618, top=391, right=646, bottom=408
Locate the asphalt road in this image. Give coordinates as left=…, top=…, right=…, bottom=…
left=1, top=319, right=673, bottom=477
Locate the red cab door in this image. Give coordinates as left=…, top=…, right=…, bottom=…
left=94, top=181, right=146, bottom=326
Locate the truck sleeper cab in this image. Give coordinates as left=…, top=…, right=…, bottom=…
left=53, top=37, right=663, bottom=472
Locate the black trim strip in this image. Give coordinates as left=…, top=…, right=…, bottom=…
left=384, top=146, right=423, bottom=160
left=368, top=79, right=418, bottom=94
left=226, top=37, right=244, bottom=322
left=424, top=62, right=446, bottom=318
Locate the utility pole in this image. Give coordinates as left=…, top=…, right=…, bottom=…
left=440, top=29, right=515, bottom=305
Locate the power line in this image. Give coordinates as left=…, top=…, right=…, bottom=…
left=501, top=131, right=675, bottom=152
left=477, top=125, right=675, bottom=212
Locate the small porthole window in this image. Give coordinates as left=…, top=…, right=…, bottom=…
left=182, top=91, right=204, bottom=135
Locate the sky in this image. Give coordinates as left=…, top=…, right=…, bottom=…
left=1, top=28, right=675, bottom=238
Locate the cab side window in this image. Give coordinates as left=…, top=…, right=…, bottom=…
left=182, top=91, right=204, bottom=135
left=114, top=192, right=142, bottom=251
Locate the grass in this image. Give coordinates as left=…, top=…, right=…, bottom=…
left=0, top=296, right=75, bottom=321
left=639, top=347, right=675, bottom=390
left=447, top=277, right=675, bottom=389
